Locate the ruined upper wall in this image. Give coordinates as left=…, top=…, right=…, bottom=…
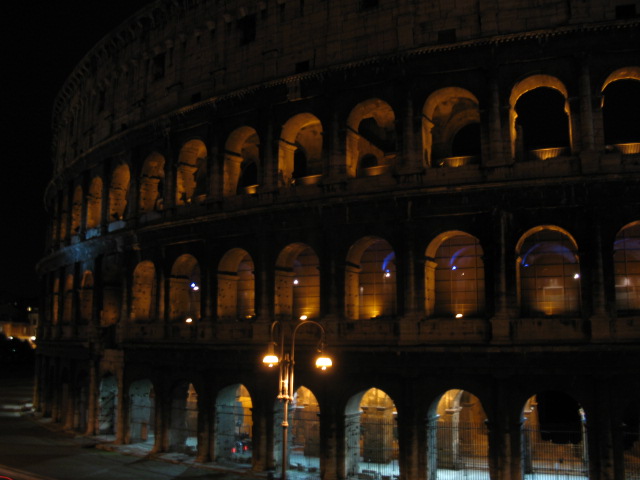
left=51, top=0, right=639, bottom=172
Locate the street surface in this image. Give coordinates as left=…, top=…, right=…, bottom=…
left=0, top=377, right=265, bottom=480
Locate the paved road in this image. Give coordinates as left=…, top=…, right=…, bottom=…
left=0, top=377, right=264, bottom=480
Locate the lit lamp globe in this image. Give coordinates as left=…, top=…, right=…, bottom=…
left=315, top=354, right=332, bottom=371
left=262, top=343, right=280, bottom=368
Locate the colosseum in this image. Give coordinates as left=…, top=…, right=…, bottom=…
left=36, top=1, right=640, bottom=479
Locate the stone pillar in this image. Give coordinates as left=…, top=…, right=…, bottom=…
left=115, top=371, right=127, bottom=444
left=86, top=359, right=99, bottom=435
left=322, top=402, right=345, bottom=480
left=328, top=110, right=346, bottom=179
left=486, top=74, right=508, bottom=166
left=491, top=209, right=511, bottom=343
left=397, top=409, right=420, bottom=480
left=263, top=117, right=277, bottom=190
left=401, top=91, right=423, bottom=173
left=590, top=217, right=611, bottom=341
left=251, top=393, right=271, bottom=471
left=196, top=390, right=211, bottom=463
left=579, top=59, right=595, bottom=151
left=587, top=378, right=615, bottom=480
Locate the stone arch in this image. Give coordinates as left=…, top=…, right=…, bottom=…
left=176, top=139, right=207, bottom=205
left=422, top=87, right=481, bottom=167
left=108, top=163, right=130, bottom=221
left=139, top=151, right=165, bottom=213
left=346, top=99, right=397, bottom=177
left=224, top=127, right=260, bottom=196
left=601, top=67, right=640, bottom=150
left=78, top=270, right=93, bottom=323
left=521, top=391, right=588, bottom=478
left=345, top=237, right=396, bottom=320
left=425, top=231, right=485, bottom=318
left=131, top=261, right=157, bottom=322
left=98, top=374, right=118, bottom=435
left=86, top=176, right=103, bottom=229
left=168, top=381, right=198, bottom=455
left=169, top=254, right=201, bottom=322
left=516, top=226, right=580, bottom=317
left=70, top=185, right=83, bottom=235
left=128, top=378, right=155, bottom=448
left=217, top=248, right=255, bottom=321
left=509, top=75, right=572, bottom=160
left=215, top=384, right=253, bottom=465
left=275, top=243, right=320, bottom=320
left=426, top=389, right=489, bottom=480
left=345, top=388, right=398, bottom=480
left=273, top=385, right=321, bottom=478
left=614, top=221, right=640, bottom=313
left=278, top=113, right=324, bottom=186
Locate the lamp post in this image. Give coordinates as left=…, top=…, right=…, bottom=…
left=262, top=319, right=332, bottom=480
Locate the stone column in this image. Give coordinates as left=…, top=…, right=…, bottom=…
left=400, top=90, right=423, bottom=173
left=588, top=378, right=615, bottom=480
left=579, top=59, right=595, bottom=151
left=486, top=74, right=508, bottom=166
left=328, top=110, right=346, bottom=179
left=115, top=370, right=127, bottom=444
left=85, top=359, right=99, bottom=435
left=491, top=209, right=511, bottom=343
left=195, top=390, right=211, bottom=463
left=590, top=216, right=611, bottom=341
left=397, top=408, right=420, bottom=480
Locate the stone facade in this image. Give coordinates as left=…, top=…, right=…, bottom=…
left=37, top=1, right=640, bottom=479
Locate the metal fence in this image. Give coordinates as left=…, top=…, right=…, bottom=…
left=432, top=422, right=489, bottom=480
left=216, top=409, right=253, bottom=464
left=348, top=418, right=399, bottom=480
left=522, top=427, right=588, bottom=479
left=623, top=431, right=640, bottom=480
left=288, top=412, right=321, bottom=480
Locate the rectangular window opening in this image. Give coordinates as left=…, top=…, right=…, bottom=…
left=238, top=14, right=257, bottom=45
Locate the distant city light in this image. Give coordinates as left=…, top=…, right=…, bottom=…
left=185, top=317, right=193, bottom=323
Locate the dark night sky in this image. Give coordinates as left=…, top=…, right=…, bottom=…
left=1, top=1, right=151, bottom=300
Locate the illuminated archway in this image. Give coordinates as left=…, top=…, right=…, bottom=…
left=275, top=243, right=320, bottom=320
left=109, top=164, right=130, bottom=221
left=98, top=375, right=118, bottom=435
left=139, top=152, right=165, bottom=213
left=128, top=379, right=155, bottom=449
left=86, top=176, right=103, bottom=230
left=345, top=388, right=398, bottom=480
left=427, top=389, right=489, bottom=479
left=176, top=139, right=207, bottom=205
left=602, top=67, right=640, bottom=151
left=346, top=99, right=397, bottom=177
left=215, top=384, right=253, bottom=465
left=224, top=127, right=260, bottom=196
left=509, top=75, right=572, bottom=160
left=425, top=231, right=485, bottom=318
left=168, top=381, right=198, bottom=455
left=71, top=185, right=83, bottom=235
left=521, top=391, right=588, bottom=479
left=517, top=226, right=580, bottom=317
left=217, top=248, right=255, bottom=321
left=422, top=87, right=481, bottom=167
left=169, top=254, right=201, bottom=322
left=79, top=270, right=93, bottom=323
left=614, top=222, right=640, bottom=313
left=345, top=237, right=396, bottom=320
left=279, top=113, right=323, bottom=186
left=131, top=261, right=156, bottom=322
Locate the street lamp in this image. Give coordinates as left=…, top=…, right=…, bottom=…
left=262, top=319, right=332, bottom=480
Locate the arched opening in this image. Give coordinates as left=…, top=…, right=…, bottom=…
left=101, top=256, right=122, bottom=330
left=168, top=382, right=198, bottom=455
left=169, top=254, right=201, bottom=322
left=510, top=76, right=571, bottom=161
left=131, top=261, right=156, bottom=322
left=71, top=185, right=83, bottom=235
left=422, top=87, right=481, bottom=167
left=345, top=388, right=398, bottom=480
left=215, top=384, right=253, bottom=466
left=273, top=386, right=321, bottom=479
left=622, top=400, right=640, bottom=478
left=425, top=232, right=485, bottom=318
left=86, top=177, right=103, bottom=230
left=345, top=237, right=396, bottom=320
left=614, top=222, right=640, bottom=313
left=108, top=164, right=130, bottom=221
left=176, top=139, right=207, bottom=205
left=79, top=270, right=93, bottom=324
left=98, top=375, right=118, bottom=436
left=426, top=389, right=489, bottom=480
left=128, top=379, right=155, bottom=450
left=217, top=249, right=255, bottom=321
left=139, top=152, right=165, bottom=213
left=521, top=391, right=588, bottom=479
left=275, top=243, right=320, bottom=320
left=517, top=227, right=581, bottom=317
left=602, top=71, right=640, bottom=153
left=346, top=99, right=397, bottom=177
left=279, top=113, right=324, bottom=186
left=224, top=127, right=260, bottom=196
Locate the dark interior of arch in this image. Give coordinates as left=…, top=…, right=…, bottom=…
left=536, top=391, right=583, bottom=444
left=358, top=117, right=396, bottom=153
left=237, top=162, right=258, bottom=192
left=451, top=122, right=481, bottom=157
left=603, top=79, right=640, bottom=145
left=515, top=87, right=570, bottom=151
left=622, top=401, right=640, bottom=450
left=293, top=148, right=308, bottom=179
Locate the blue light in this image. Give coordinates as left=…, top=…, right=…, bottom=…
left=451, top=266, right=457, bottom=270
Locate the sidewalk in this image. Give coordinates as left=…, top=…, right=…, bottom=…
left=0, top=377, right=267, bottom=480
